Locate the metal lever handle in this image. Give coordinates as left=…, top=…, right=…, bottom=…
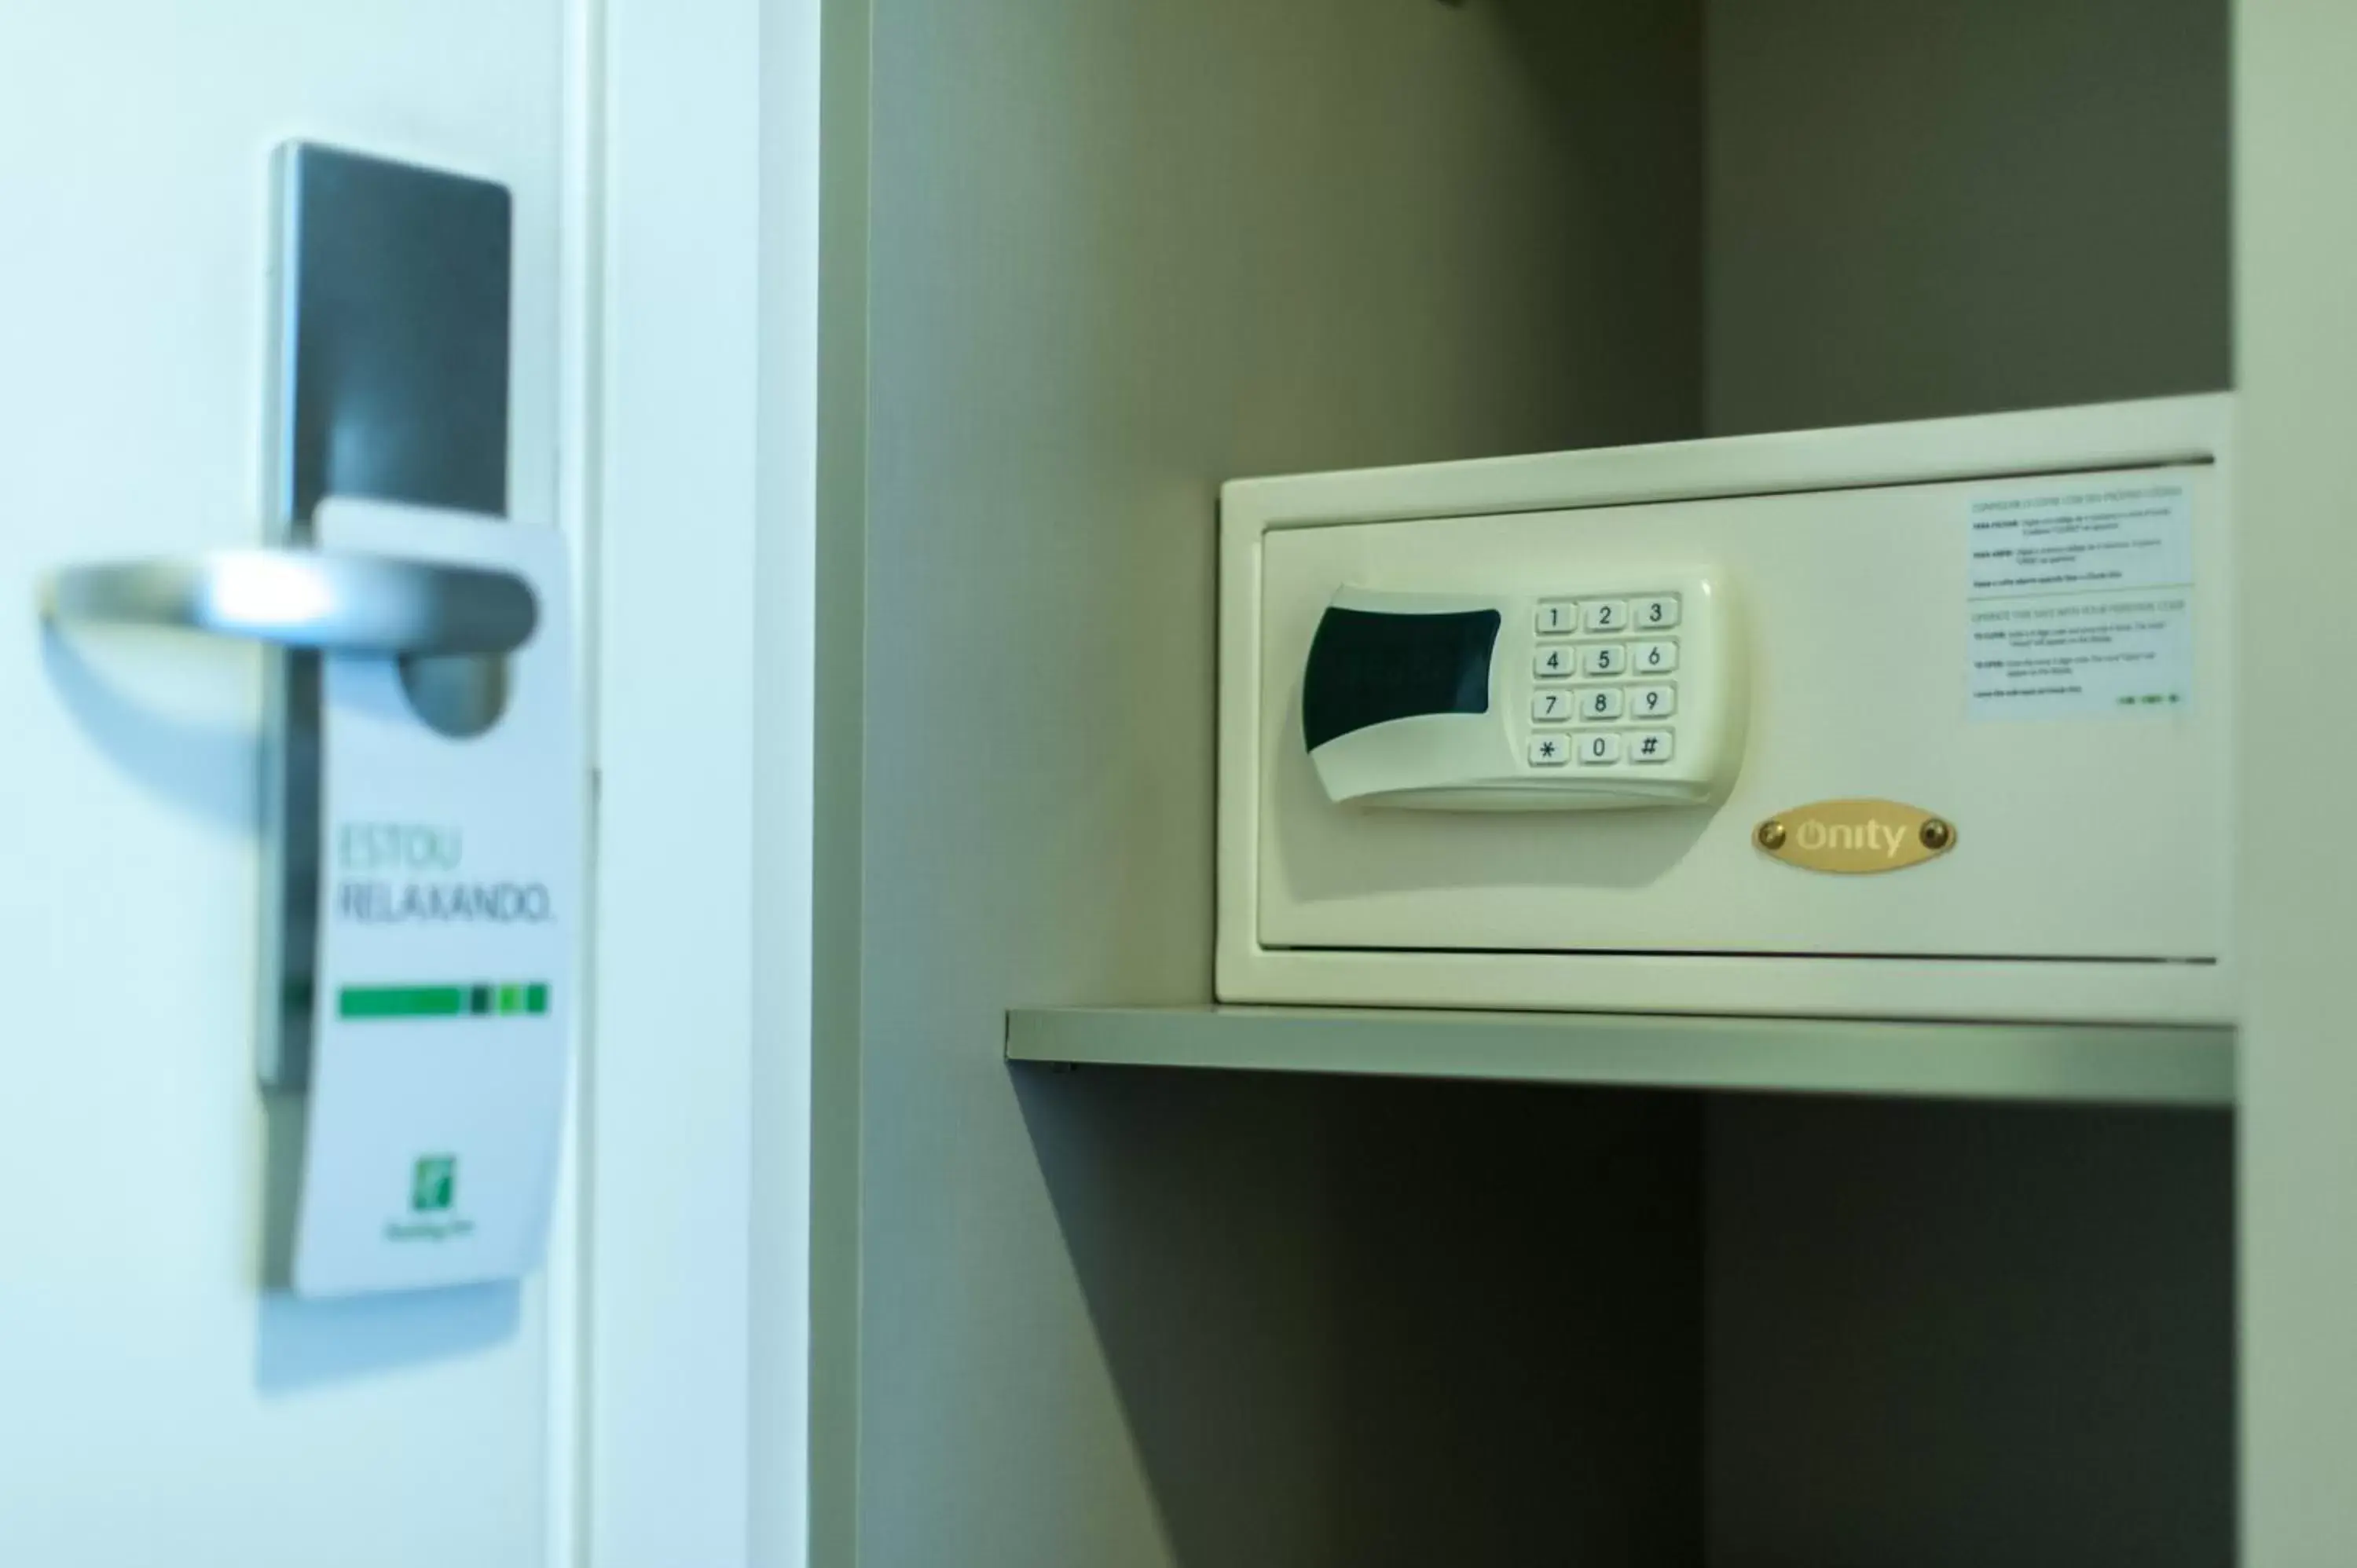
left=39, top=548, right=537, bottom=656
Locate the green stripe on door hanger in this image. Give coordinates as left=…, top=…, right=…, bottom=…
left=339, top=984, right=552, bottom=1020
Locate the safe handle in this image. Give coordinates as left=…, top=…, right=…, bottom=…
left=39, top=548, right=537, bottom=656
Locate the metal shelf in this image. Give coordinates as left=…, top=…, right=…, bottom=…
left=1006, top=1006, right=2234, bottom=1108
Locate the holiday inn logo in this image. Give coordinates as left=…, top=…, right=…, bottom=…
left=387, top=1153, right=476, bottom=1244
left=412, top=1155, right=457, bottom=1214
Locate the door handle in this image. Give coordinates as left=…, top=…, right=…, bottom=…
left=39, top=548, right=538, bottom=655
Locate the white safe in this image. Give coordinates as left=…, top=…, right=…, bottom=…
left=1216, top=397, right=2231, bottom=1024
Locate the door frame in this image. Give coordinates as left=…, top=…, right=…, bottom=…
left=553, top=0, right=808, bottom=1563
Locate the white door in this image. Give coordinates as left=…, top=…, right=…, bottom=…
left=1, top=6, right=572, bottom=1563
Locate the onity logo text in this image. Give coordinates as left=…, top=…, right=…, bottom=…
left=1754, top=800, right=1956, bottom=875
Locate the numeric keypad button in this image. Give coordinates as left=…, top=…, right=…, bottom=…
left=1535, top=601, right=1578, bottom=636
left=1529, top=733, right=1571, bottom=768
left=1531, top=690, right=1572, bottom=724
left=1578, top=733, right=1623, bottom=766
left=1581, top=687, right=1624, bottom=722
left=1636, top=595, right=1681, bottom=631
left=1534, top=646, right=1575, bottom=680
left=1633, top=639, right=1678, bottom=675
left=1630, top=684, right=1676, bottom=720
left=1582, top=643, right=1627, bottom=677
left=1628, top=730, right=1675, bottom=764
left=1583, top=599, right=1628, bottom=634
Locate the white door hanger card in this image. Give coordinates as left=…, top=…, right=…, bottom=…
left=291, top=498, right=579, bottom=1297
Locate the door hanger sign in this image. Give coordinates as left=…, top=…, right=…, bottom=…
left=291, top=498, right=579, bottom=1297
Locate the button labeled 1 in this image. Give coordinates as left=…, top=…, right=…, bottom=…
left=1535, top=601, right=1578, bottom=636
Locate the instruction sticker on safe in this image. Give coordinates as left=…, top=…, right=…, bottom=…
left=1964, top=481, right=2194, bottom=720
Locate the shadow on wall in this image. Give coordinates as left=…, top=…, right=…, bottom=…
left=1014, top=1065, right=1704, bottom=1568
left=253, top=1280, right=522, bottom=1394
left=1704, top=1096, right=2235, bottom=1568
left=251, top=1094, right=524, bottom=1393
left=40, top=626, right=262, bottom=831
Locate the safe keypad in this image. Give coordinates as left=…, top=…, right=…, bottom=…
left=1527, top=593, right=1682, bottom=769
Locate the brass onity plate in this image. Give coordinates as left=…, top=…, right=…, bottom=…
left=1754, top=799, right=1956, bottom=874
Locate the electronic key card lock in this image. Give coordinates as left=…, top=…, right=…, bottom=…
left=1303, top=578, right=1743, bottom=810
left=36, top=145, right=578, bottom=1297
